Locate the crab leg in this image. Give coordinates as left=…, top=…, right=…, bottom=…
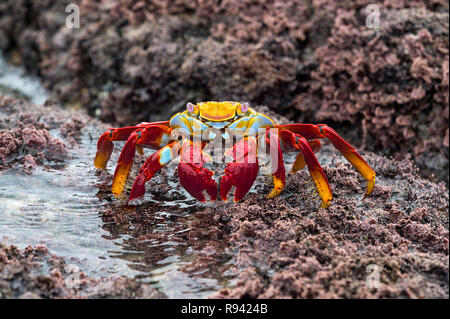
left=279, top=130, right=332, bottom=208
left=277, top=124, right=375, bottom=197
left=94, top=121, right=170, bottom=169
left=128, top=141, right=181, bottom=201
left=291, top=139, right=321, bottom=172
left=95, top=126, right=140, bottom=170
left=178, top=141, right=218, bottom=202
left=220, top=137, right=259, bottom=202
left=261, top=129, right=286, bottom=199
left=111, top=125, right=172, bottom=196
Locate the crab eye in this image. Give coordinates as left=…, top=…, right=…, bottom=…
left=186, top=102, right=195, bottom=113
left=241, top=102, right=249, bottom=113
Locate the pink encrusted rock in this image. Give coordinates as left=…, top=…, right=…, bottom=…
left=0, top=97, right=92, bottom=172
left=0, top=1, right=447, bottom=181
left=0, top=244, right=167, bottom=298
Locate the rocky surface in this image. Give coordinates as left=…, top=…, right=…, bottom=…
left=0, top=96, right=448, bottom=299
left=0, top=96, right=89, bottom=173
left=0, top=243, right=166, bottom=298
left=0, top=0, right=448, bottom=181
left=211, top=154, right=449, bottom=298
left=94, top=106, right=449, bottom=299
left=0, top=1, right=448, bottom=299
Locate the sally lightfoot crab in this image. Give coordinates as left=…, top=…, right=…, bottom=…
left=94, top=102, right=375, bottom=208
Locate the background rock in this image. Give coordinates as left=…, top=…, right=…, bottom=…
left=0, top=0, right=448, bottom=180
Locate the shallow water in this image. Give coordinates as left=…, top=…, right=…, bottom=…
left=0, top=54, right=239, bottom=298
left=0, top=54, right=48, bottom=105
left=0, top=124, right=240, bottom=298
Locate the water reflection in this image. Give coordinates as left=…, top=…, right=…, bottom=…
left=0, top=124, right=238, bottom=298
left=0, top=53, right=238, bottom=297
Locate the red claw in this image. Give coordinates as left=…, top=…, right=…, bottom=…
left=178, top=144, right=218, bottom=202
left=220, top=137, right=258, bottom=202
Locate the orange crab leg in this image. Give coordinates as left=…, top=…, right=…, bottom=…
left=279, top=130, right=332, bottom=208
left=95, top=127, right=139, bottom=170
left=277, top=124, right=323, bottom=141
left=262, top=129, right=286, bottom=199
left=296, top=136, right=332, bottom=208
left=277, top=124, right=375, bottom=197
left=178, top=141, right=218, bottom=202
left=280, top=134, right=321, bottom=173
left=291, top=139, right=321, bottom=172
left=128, top=141, right=181, bottom=201
left=318, top=125, right=375, bottom=196
left=220, top=137, right=259, bottom=202
left=111, top=125, right=172, bottom=197
left=94, top=121, right=170, bottom=169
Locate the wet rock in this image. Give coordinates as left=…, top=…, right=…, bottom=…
left=0, top=96, right=92, bottom=173
left=0, top=243, right=167, bottom=299
left=206, top=150, right=448, bottom=298
left=93, top=108, right=448, bottom=299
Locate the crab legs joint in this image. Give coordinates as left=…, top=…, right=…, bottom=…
left=279, top=130, right=332, bottom=208
left=128, top=141, right=181, bottom=201
left=277, top=123, right=376, bottom=198
left=261, top=128, right=286, bottom=199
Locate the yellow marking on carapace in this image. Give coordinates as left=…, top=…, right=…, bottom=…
left=267, top=175, right=285, bottom=198
left=112, top=162, right=133, bottom=196
left=197, top=101, right=241, bottom=121
left=342, top=152, right=376, bottom=196
left=309, top=170, right=333, bottom=209
left=94, top=151, right=110, bottom=170
left=236, top=120, right=249, bottom=129
left=246, top=114, right=275, bottom=132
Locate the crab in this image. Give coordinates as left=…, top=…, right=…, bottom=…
left=94, top=101, right=375, bottom=208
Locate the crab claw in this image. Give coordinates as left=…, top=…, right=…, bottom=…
left=220, top=137, right=258, bottom=202
left=178, top=144, right=218, bottom=202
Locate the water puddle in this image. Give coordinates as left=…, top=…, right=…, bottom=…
left=0, top=53, right=238, bottom=298
left=0, top=125, right=240, bottom=298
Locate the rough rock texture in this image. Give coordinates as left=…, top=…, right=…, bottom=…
left=0, top=243, right=166, bottom=298
left=93, top=107, right=449, bottom=299
left=0, top=1, right=448, bottom=299
left=210, top=156, right=449, bottom=298
left=0, top=96, right=87, bottom=172
left=0, top=0, right=448, bottom=181
left=0, top=97, right=448, bottom=299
